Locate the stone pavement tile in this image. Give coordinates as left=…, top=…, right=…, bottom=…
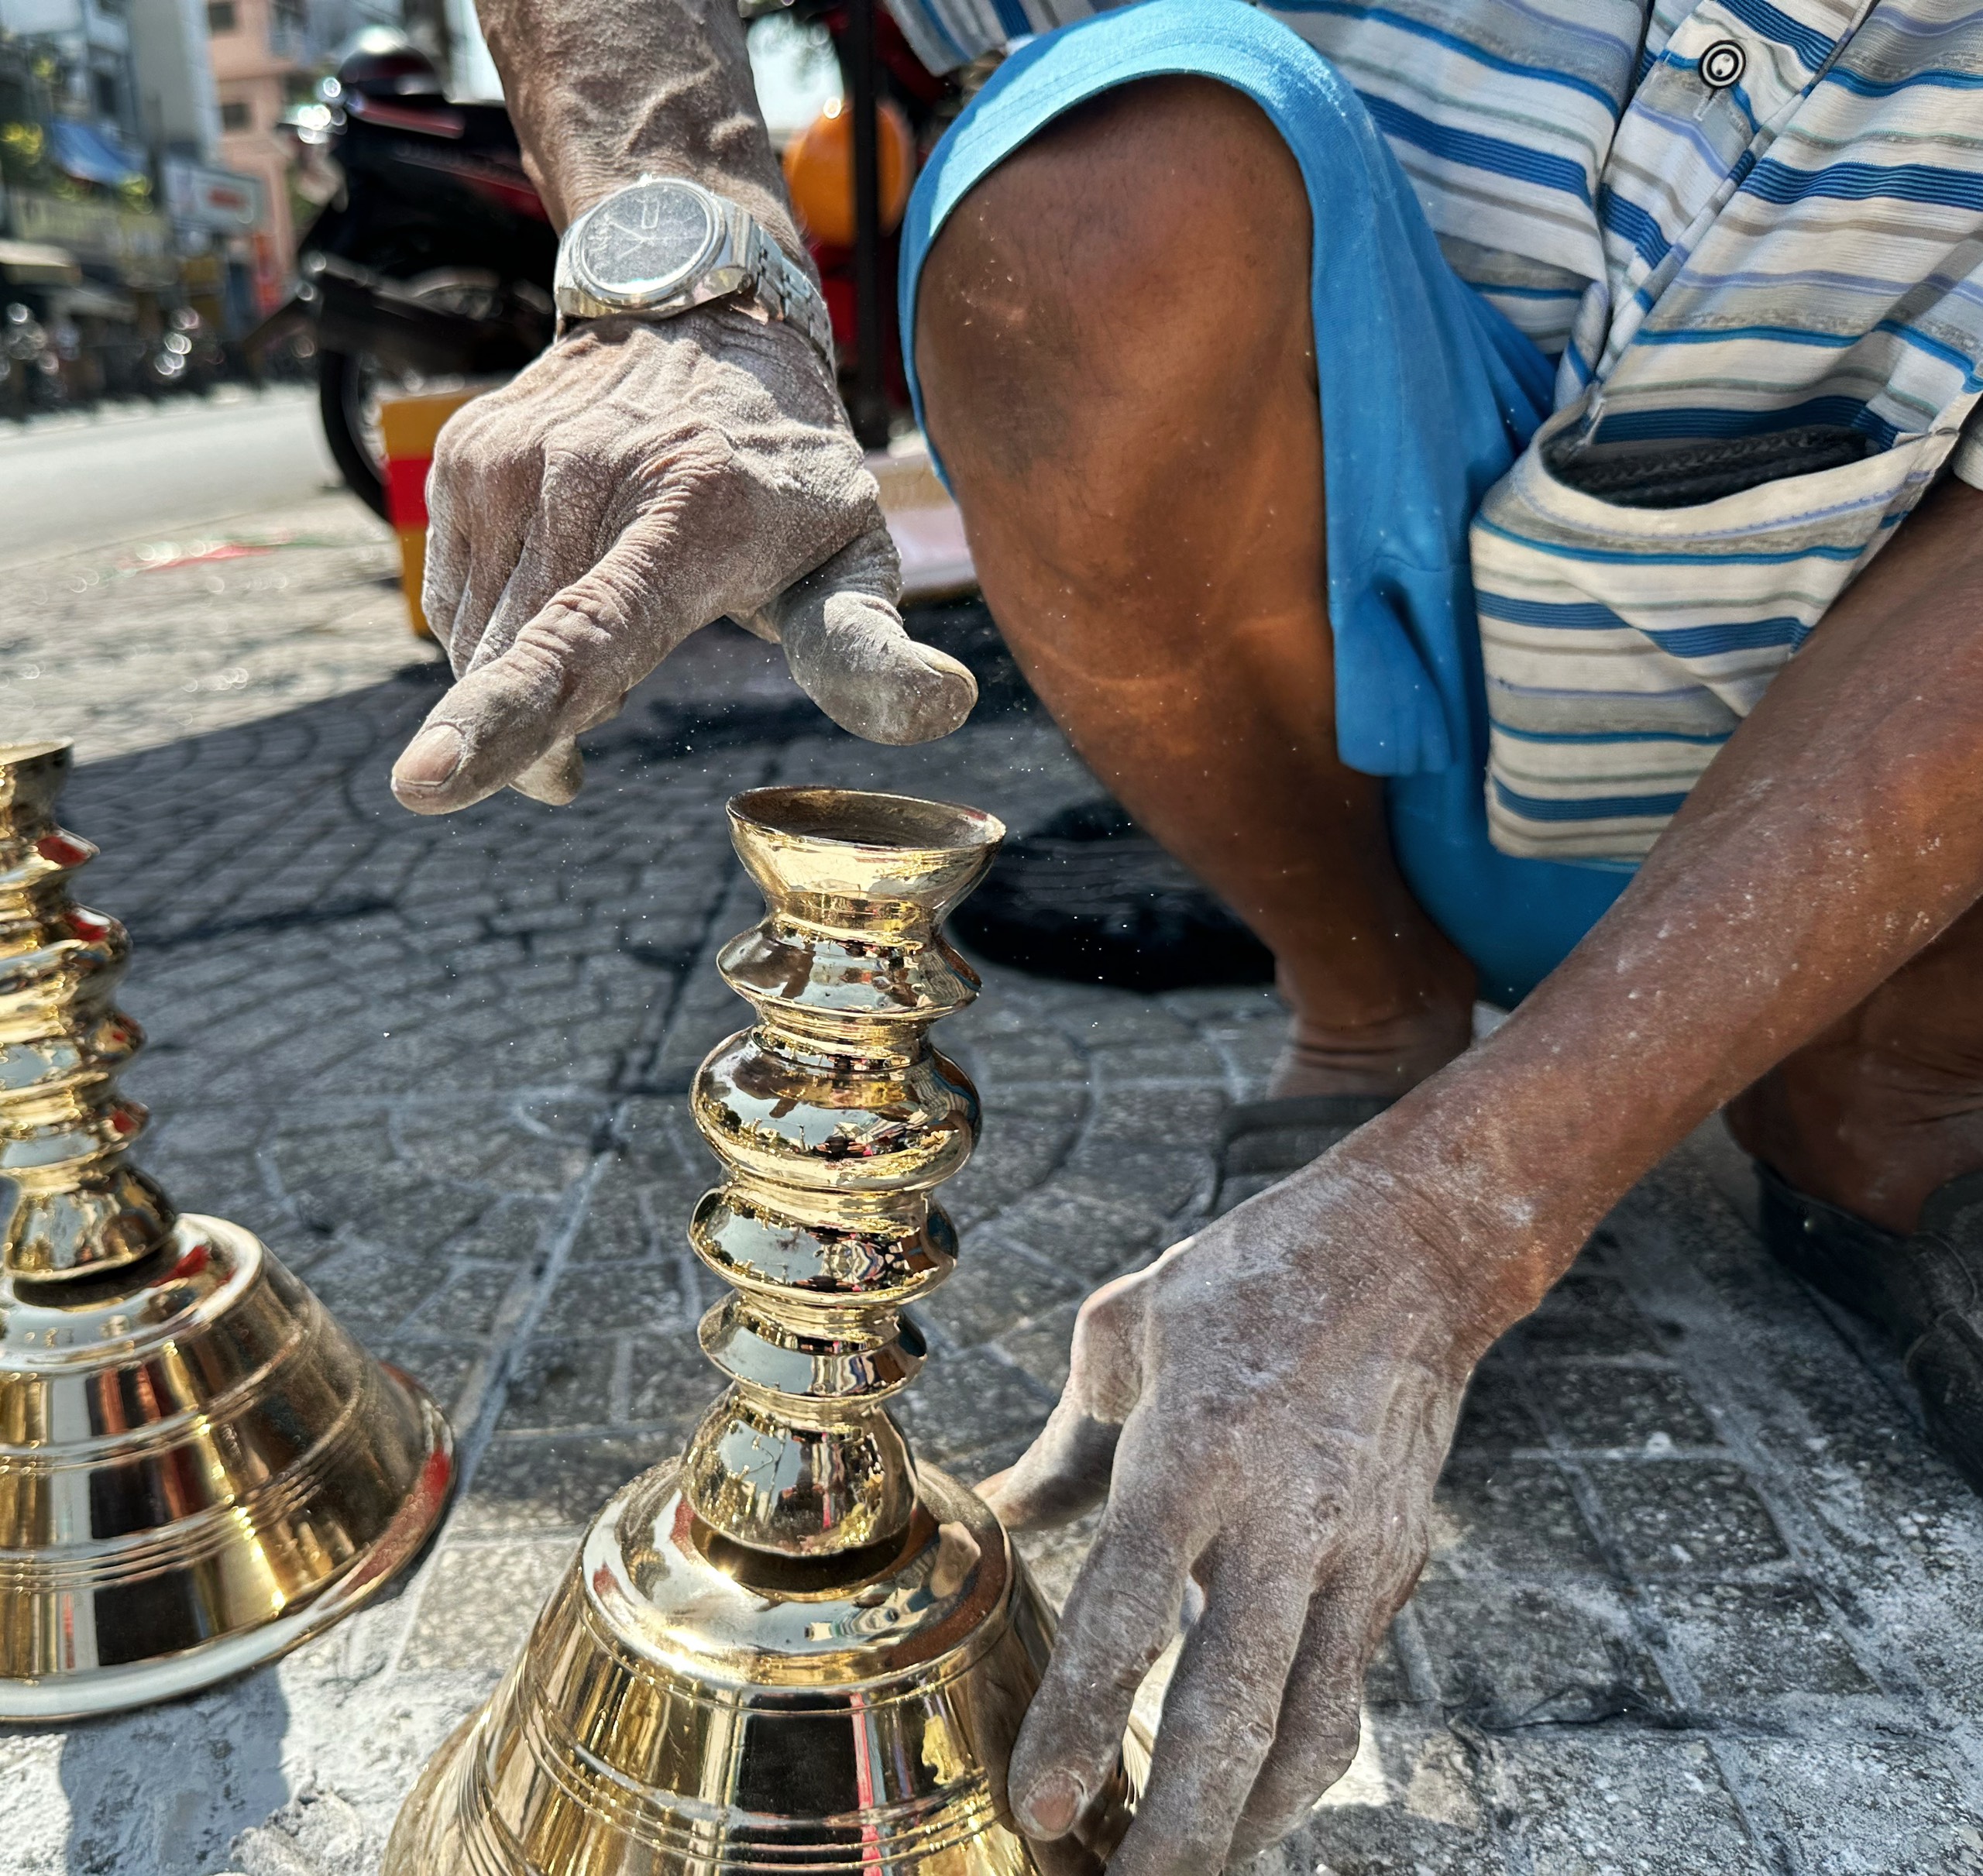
left=895, top=1347, right=1057, bottom=1471
left=1427, top=1457, right=1607, bottom=1577
left=944, top=1002, right=1088, bottom=1088
left=1084, top=1034, right=1225, bottom=1084
left=1644, top=1580, right=1874, bottom=1706
left=1582, top=1459, right=1789, bottom=1575
left=937, top=1117, right=1078, bottom=1231
left=372, top=1336, right=483, bottom=1424
left=1082, top=1081, right=1230, bottom=1144
left=497, top=1335, right=621, bottom=1431
left=1490, top=1732, right=1771, bottom=1876
left=304, top=1239, right=462, bottom=1340
left=1011, top=1508, right=1100, bottom=1611
left=1260, top=1715, right=1500, bottom=1876
left=1521, top=1263, right=1668, bottom=1359
left=923, top=1239, right=1088, bottom=1351
left=1411, top=1579, right=1676, bottom=1727
left=562, top=1158, right=663, bottom=1263
left=624, top=1331, right=729, bottom=1434
left=1452, top=1355, right=1548, bottom=1455
left=1609, top=1149, right=1983, bottom=1719
left=1363, top=1627, right=1416, bottom=1708
left=1529, top=1360, right=1723, bottom=1452
left=401, top=1260, right=524, bottom=1338
left=1729, top=1724, right=1983, bottom=1874
left=989, top=1184, right=1174, bottom=1285
left=533, top=1261, right=695, bottom=1338
left=1060, top=1140, right=1208, bottom=1220
left=995, top=1297, right=1081, bottom=1396
left=391, top=1115, right=597, bottom=1197
left=454, top=1432, right=679, bottom=1536
left=398, top=1538, right=576, bottom=1673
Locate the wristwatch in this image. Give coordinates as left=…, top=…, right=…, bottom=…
left=554, top=176, right=835, bottom=365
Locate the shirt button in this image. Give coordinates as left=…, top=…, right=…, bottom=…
left=1699, top=39, right=1746, bottom=88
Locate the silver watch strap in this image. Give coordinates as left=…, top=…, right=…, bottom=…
left=735, top=212, right=838, bottom=366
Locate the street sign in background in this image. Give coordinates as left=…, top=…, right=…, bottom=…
left=163, top=160, right=263, bottom=235
left=7, top=191, right=175, bottom=290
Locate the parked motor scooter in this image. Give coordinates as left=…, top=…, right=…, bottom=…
left=248, top=31, right=557, bottom=519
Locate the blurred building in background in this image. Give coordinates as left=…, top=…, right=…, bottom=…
left=0, top=0, right=397, bottom=404
left=205, top=0, right=314, bottom=314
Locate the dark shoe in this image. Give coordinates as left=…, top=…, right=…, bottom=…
left=1757, top=1160, right=1983, bottom=1492
left=1211, top=1094, right=1395, bottom=1215
left=947, top=799, right=1275, bottom=993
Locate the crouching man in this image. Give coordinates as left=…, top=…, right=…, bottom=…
left=388, top=0, right=1983, bottom=1867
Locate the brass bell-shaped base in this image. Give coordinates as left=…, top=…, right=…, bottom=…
left=0, top=1212, right=453, bottom=1720
left=386, top=1462, right=1136, bottom=1874
left=0, top=740, right=455, bottom=1719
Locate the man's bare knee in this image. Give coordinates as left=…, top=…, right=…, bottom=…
left=916, top=76, right=1312, bottom=487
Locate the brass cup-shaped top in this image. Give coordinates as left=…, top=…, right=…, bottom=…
left=727, top=788, right=1005, bottom=940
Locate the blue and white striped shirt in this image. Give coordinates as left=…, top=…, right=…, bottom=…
left=886, top=0, right=1983, bottom=860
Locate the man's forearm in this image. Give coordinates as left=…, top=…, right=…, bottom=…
left=1341, top=476, right=1983, bottom=1331
left=476, top=0, right=800, bottom=252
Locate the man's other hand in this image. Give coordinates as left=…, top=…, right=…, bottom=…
left=982, top=1146, right=1501, bottom=1874
left=389, top=304, right=977, bottom=813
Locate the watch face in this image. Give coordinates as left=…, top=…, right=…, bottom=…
left=573, top=181, right=722, bottom=304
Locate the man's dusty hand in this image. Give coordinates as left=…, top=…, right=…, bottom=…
left=983, top=1148, right=1510, bottom=1874
left=389, top=304, right=976, bottom=813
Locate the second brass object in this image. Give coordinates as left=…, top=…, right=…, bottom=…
left=387, top=785, right=1138, bottom=1874
left=0, top=741, right=455, bottom=1719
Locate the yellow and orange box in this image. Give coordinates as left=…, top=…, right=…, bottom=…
left=378, top=386, right=487, bottom=637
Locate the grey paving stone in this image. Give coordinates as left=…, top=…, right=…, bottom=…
left=1521, top=1264, right=1668, bottom=1359
left=1411, top=1579, right=1676, bottom=1728
left=402, top=1261, right=521, bottom=1338
left=1731, top=1725, right=1983, bottom=1874
left=1264, top=1715, right=1500, bottom=1875
left=533, top=1262, right=693, bottom=1337
left=923, top=1239, right=1088, bottom=1350
left=1493, top=1733, right=1770, bottom=1876
left=1583, top=1459, right=1789, bottom=1575
left=1531, top=1361, right=1723, bottom=1452
left=497, top=1335, right=620, bottom=1432
left=989, top=1184, right=1173, bottom=1284
left=624, top=1331, right=728, bottom=1434
left=895, top=1347, right=1057, bottom=1470
left=1428, top=1458, right=1607, bottom=1577
left=398, top=1538, right=576, bottom=1673
left=373, top=1338, right=483, bottom=1424
left=994, top=1297, right=1082, bottom=1396
left=1645, top=1580, right=1875, bottom=1706
left=455, top=1432, right=678, bottom=1536
left=1452, top=1356, right=1548, bottom=1455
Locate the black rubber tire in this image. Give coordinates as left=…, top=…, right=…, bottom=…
left=318, top=349, right=388, bottom=520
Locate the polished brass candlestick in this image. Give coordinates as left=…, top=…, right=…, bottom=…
left=0, top=740, right=454, bottom=1719
left=388, top=785, right=1139, bottom=1874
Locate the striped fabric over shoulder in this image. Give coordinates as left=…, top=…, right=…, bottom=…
left=882, top=0, right=1983, bottom=861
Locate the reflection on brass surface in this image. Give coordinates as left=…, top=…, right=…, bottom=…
left=387, top=788, right=1142, bottom=1874
left=0, top=742, right=454, bottom=1718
